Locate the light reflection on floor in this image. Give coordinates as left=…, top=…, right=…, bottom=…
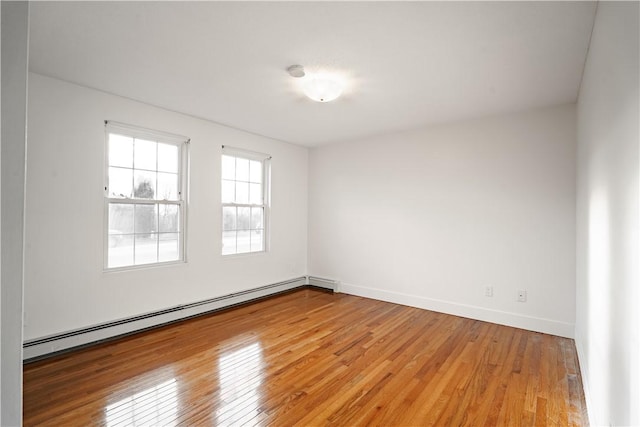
left=105, top=378, right=178, bottom=427
left=215, top=341, right=265, bottom=425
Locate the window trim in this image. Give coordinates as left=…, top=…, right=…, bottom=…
left=221, top=146, right=271, bottom=256
left=103, top=121, right=190, bottom=271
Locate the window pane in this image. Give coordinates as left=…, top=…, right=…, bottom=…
left=222, top=180, right=235, bottom=203
left=222, top=207, right=237, bottom=231
left=157, top=172, right=178, bottom=201
left=158, top=233, right=179, bottom=262
left=222, top=155, right=236, bottom=180
left=134, top=139, right=157, bottom=171
left=251, top=229, right=263, bottom=252
left=250, top=207, right=263, bottom=230
left=236, top=158, right=249, bottom=181
left=237, top=230, right=250, bottom=254
left=236, top=181, right=249, bottom=204
left=157, top=143, right=178, bottom=173
left=108, top=235, right=134, bottom=268
left=135, top=233, right=158, bottom=265
left=134, top=170, right=156, bottom=199
left=135, top=204, right=158, bottom=234
left=249, top=160, right=262, bottom=184
left=220, top=152, right=269, bottom=257
left=159, top=205, right=179, bottom=232
left=105, top=125, right=187, bottom=269
left=109, top=203, right=134, bottom=234
left=249, top=183, right=262, bottom=204
left=237, top=207, right=250, bottom=230
left=222, top=231, right=236, bottom=255
left=109, top=167, right=133, bottom=198
left=109, top=134, right=133, bottom=168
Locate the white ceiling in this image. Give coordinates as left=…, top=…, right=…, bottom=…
left=28, top=2, right=596, bottom=147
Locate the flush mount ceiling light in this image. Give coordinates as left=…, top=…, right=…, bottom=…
left=287, top=64, right=345, bottom=103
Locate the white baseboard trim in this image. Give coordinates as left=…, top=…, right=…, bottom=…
left=574, top=333, right=594, bottom=426
left=23, top=276, right=307, bottom=361
left=338, top=282, right=575, bottom=338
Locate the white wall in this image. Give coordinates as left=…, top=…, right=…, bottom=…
left=308, top=104, right=576, bottom=337
left=1, top=2, right=29, bottom=425
left=575, top=2, right=639, bottom=426
left=24, top=73, right=308, bottom=341
left=1, top=4, right=3, bottom=421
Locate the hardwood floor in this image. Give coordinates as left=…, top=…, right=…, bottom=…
left=24, top=289, right=588, bottom=426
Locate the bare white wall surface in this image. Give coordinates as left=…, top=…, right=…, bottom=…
left=575, top=2, right=639, bottom=426
left=24, top=73, right=308, bottom=341
left=1, top=2, right=29, bottom=425
left=1, top=4, right=3, bottom=421
left=308, top=104, right=577, bottom=337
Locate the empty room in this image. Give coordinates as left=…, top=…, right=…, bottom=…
left=1, top=1, right=639, bottom=426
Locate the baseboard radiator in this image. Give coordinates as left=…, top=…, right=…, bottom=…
left=307, top=276, right=339, bottom=291
left=23, top=276, right=335, bottom=362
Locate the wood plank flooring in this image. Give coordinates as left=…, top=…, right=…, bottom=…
left=23, top=289, right=588, bottom=426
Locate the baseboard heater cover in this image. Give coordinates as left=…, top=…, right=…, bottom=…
left=307, top=276, right=339, bottom=291
left=23, top=276, right=323, bottom=361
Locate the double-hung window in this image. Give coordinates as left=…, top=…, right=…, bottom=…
left=105, top=122, right=189, bottom=269
left=221, top=146, right=270, bottom=255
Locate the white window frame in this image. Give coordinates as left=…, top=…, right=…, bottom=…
left=104, top=121, right=189, bottom=271
left=221, top=146, right=271, bottom=256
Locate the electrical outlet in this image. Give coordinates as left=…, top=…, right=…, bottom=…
left=517, top=290, right=527, bottom=302
left=485, top=286, right=493, bottom=297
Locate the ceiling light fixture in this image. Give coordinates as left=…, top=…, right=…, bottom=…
left=287, top=64, right=345, bottom=103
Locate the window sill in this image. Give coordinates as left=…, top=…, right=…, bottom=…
left=103, top=259, right=187, bottom=274
left=221, top=250, right=267, bottom=259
